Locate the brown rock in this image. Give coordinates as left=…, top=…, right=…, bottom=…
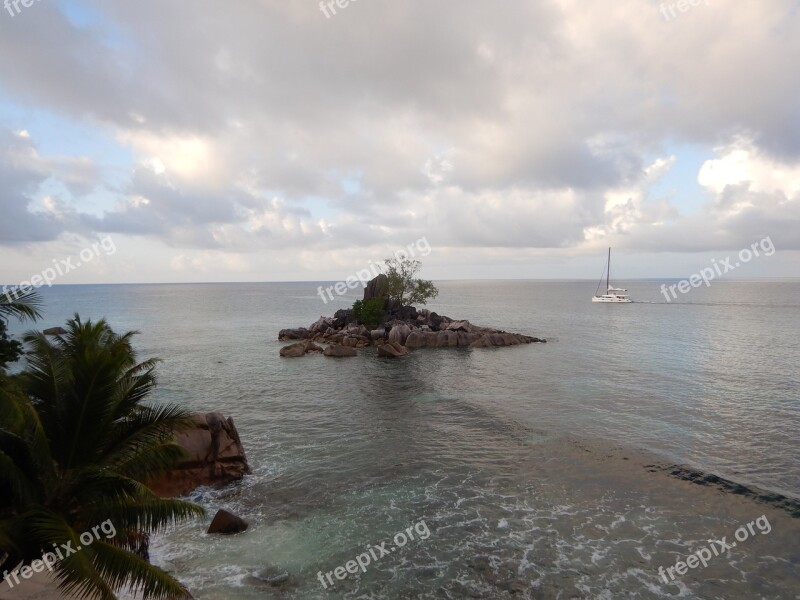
left=146, top=412, right=251, bottom=497
left=363, top=274, right=388, bottom=302
left=377, top=343, right=409, bottom=358
left=470, top=335, right=493, bottom=348
left=207, top=509, right=248, bottom=534
left=388, top=324, right=411, bottom=346
left=405, top=331, right=425, bottom=348
left=278, top=328, right=310, bottom=341
left=324, top=344, right=357, bottom=357
left=280, top=342, right=309, bottom=357
left=447, top=320, right=471, bottom=332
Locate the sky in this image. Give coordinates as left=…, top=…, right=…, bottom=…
left=1, top=0, right=799, bottom=285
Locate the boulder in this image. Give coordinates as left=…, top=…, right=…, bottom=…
left=280, top=342, right=309, bottom=357
left=404, top=331, right=425, bottom=348
left=377, top=342, right=409, bottom=358
left=146, top=412, right=251, bottom=497
left=207, top=509, right=248, bottom=535
left=324, top=344, right=357, bottom=357
left=447, top=320, right=471, bottom=332
left=341, top=336, right=358, bottom=347
left=370, top=329, right=385, bottom=342
left=278, top=328, right=310, bottom=341
left=280, top=340, right=324, bottom=357
left=309, top=317, right=333, bottom=332
left=388, top=324, right=411, bottom=346
left=470, top=335, right=493, bottom=348
left=363, top=274, right=388, bottom=302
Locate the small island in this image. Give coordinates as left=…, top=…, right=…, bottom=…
left=279, top=259, right=546, bottom=358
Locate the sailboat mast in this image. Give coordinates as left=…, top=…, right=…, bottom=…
left=606, top=247, right=610, bottom=291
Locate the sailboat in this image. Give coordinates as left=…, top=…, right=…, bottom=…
left=592, top=248, right=632, bottom=303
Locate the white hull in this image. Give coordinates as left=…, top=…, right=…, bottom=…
left=592, top=295, right=632, bottom=303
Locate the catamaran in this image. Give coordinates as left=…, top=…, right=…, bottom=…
left=592, top=248, right=632, bottom=303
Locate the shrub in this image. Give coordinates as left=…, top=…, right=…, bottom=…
left=351, top=297, right=385, bottom=329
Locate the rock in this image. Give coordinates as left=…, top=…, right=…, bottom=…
left=332, top=308, right=356, bottom=328
left=386, top=301, right=418, bottom=322
left=324, top=344, right=357, bottom=357
left=146, top=413, right=251, bottom=497
left=388, top=324, right=411, bottom=345
left=433, top=331, right=449, bottom=347
left=447, top=320, right=471, bottom=332
left=42, top=327, right=67, bottom=336
left=377, top=342, right=409, bottom=358
left=280, top=340, right=324, bottom=357
left=370, top=329, right=385, bottom=342
left=342, top=336, right=358, bottom=347
left=470, top=335, right=493, bottom=348
left=207, top=509, right=248, bottom=535
left=309, top=317, right=332, bottom=332
left=280, top=342, right=309, bottom=357
left=404, top=331, right=425, bottom=348
left=278, top=328, right=310, bottom=341
left=363, top=274, right=388, bottom=302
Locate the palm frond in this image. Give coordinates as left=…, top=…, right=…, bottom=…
left=89, top=540, right=192, bottom=600
left=0, top=289, right=43, bottom=323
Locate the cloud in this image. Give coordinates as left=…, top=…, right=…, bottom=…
left=0, top=0, right=798, bottom=280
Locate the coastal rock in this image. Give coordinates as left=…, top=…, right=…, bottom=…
left=278, top=328, right=311, bottom=341
left=377, top=342, right=409, bottom=358
left=404, top=331, right=426, bottom=348
left=207, top=509, right=248, bottom=535
left=388, top=324, right=411, bottom=346
left=470, top=335, right=493, bottom=348
left=280, top=340, right=324, bottom=357
left=280, top=342, right=309, bottom=357
left=363, top=274, right=388, bottom=302
left=324, top=344, right=357, bottom=357
left=447, top=320, right=471, bottom=332
left=146, top=412, right=251, bottom=497
left=277, top=288, right=545, bottom=354
left=309, top=317, right=333, bottom=332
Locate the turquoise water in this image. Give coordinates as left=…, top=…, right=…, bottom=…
left=8, top=280, right=800, bottom=598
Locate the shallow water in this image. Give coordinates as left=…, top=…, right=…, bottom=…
left=13, top=280, right=800, bottom=598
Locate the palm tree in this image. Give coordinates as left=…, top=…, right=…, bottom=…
left=0, top=288, right=43, bottom=323
left=0, top=315, right=205, bottom=599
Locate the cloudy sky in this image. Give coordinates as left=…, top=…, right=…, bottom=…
left=1, top=0, right=799, bottom=284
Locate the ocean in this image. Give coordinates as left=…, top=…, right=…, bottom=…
left=8, top=280, right=800, bottom=599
